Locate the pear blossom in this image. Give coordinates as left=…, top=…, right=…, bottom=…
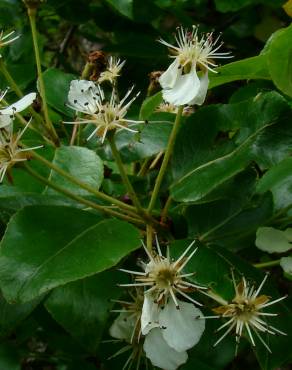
left=201, top=272, right=287, bottom=353
left=0, top=120, right=42, bottom=182
left=0, top=89, right=37, bottom=128
left=98, top=56, right=125, bottom=84
left=158, top=26, right=232, bottom=106
left=110, top=291, right=205, bottom=370
left=65, top=80, right=143, bottom=143
left=0, top=30, right=20, bottom=56
left=119, top=238, right=207, bottom=308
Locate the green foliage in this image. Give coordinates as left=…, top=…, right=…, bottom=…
left=0, top=1, right=291, bottom=369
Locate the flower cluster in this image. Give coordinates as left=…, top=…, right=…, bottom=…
left=110, top=238, right=287, bottom=369
left=158, top=26, right=232, bottom=106
left=110, top=239, right=206, bottom=369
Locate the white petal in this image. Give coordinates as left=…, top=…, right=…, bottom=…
left=141, top=294, right=160, bottom=335
left=109, top=312, right=136, bottom=341
left=159, top=299, right=205, bottom=352
left=144, top=328, right=188, bottom=370
left=0, top=114, right=12, bottom=128
left=162, top=68, right=200, bottom=106
left=159, top=59, right=181, bottom=89
left=0, top=93, right=36, bottom=115
left=189, top=72, right=209, bottom=106
left=68, top=80, right=99, bottom=114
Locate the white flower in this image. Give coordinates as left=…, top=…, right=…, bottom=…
left=202, top=272, right=287, bottom=353
left=0, top=120, right=42, bottom=182
left=0, top=89, right=37, bottom=128
left=98, top=56, right=125, bottom=84
left=142, top=297, right=205, bottom=351
left=119, top=238, right=207, bottom=308
left=158, top=26, right=232, bottom=106
left=0, top=30, right=20, bottom=56
left=143, top=328, right=188, bottom=370
left=65, top=80, right=143, bottom=143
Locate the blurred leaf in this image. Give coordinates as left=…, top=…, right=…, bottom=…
left=255, top=227, right=292, bottom=253
left=0, top=206, right=140, bottom=303
left=267, top=24, right=292, bottom=97
left=280, top=256, right=292, bottom=275
left=0, top=343, right=20, bottom=370
left=283, top=0, right=292, bottom=16
left=45, top=270, right=124, bottom=353
left=139, top=92, right=163, bottom=120
left=42, top=68, right=76, bottom=116
left=214, top=0, right=254, bottom=12
left=105, top=0, right=133, bottom=19
left=45, top=146, right=104, bottom=196
left=209, top=55, right=270, bottom=89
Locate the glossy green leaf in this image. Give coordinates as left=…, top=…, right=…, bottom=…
left=256, top=157, right=292, bottom=208
left=98, top=121, right=172, bottom=163
left=45, top=270, right=124, bottom=353
left=0, top=206, right=140, bottom=303
left=171, top=92, right=286, bottom=202
left=209, top=55, right=270, bottom=89
left=45, top=146, right=104, bottom=196
left=267, top=24, right=292, bottom=97
left=42, top=68, right=76, bottom=117
left=257, top=157, right=292, bottom=193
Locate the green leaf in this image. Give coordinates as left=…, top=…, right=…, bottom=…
left=267, top=24, right=292, bottom=97
left=0, top=186, right=81, bottom=219
left=256, top=157, right=292, bottom=208
left=0, top=343, right=20, bottom=370
left=98, top=121, right=172, bottom=163
left=209, top=55, right=270, bottom=89
left=0, top=293, right=40, bottom=337
left=257, top=157, right=292, bottom=193
left=171, top=92, right=286, bottom=202
left=42, top=68, right=76, bottom=116
left=45, top=270, right=124, bottom=353
left=214, top=0, right=255, bottom=12
left=280, top=256, right=292, bottom=276
left=45, top=146, right=104, bottom=196
left=255, top=227, right=292, bottom=253
left=139, top=92, right=163, bottom=120
left=105, top=0, right=133, bottom=18
left=0, top=206, right=140, bottom=303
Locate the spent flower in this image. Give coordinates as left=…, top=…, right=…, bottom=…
left=98, top=56, right=126, bottom=84
left=0, top=30, right=20, bottom=56
left=158, top=26, right=232, bottom=106
left=202, top=272, right=287, bottom=353
left=0, top=120, right=42, bottom=182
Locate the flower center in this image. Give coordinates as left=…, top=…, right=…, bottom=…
left=152, top=267, right=176, bottom=289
